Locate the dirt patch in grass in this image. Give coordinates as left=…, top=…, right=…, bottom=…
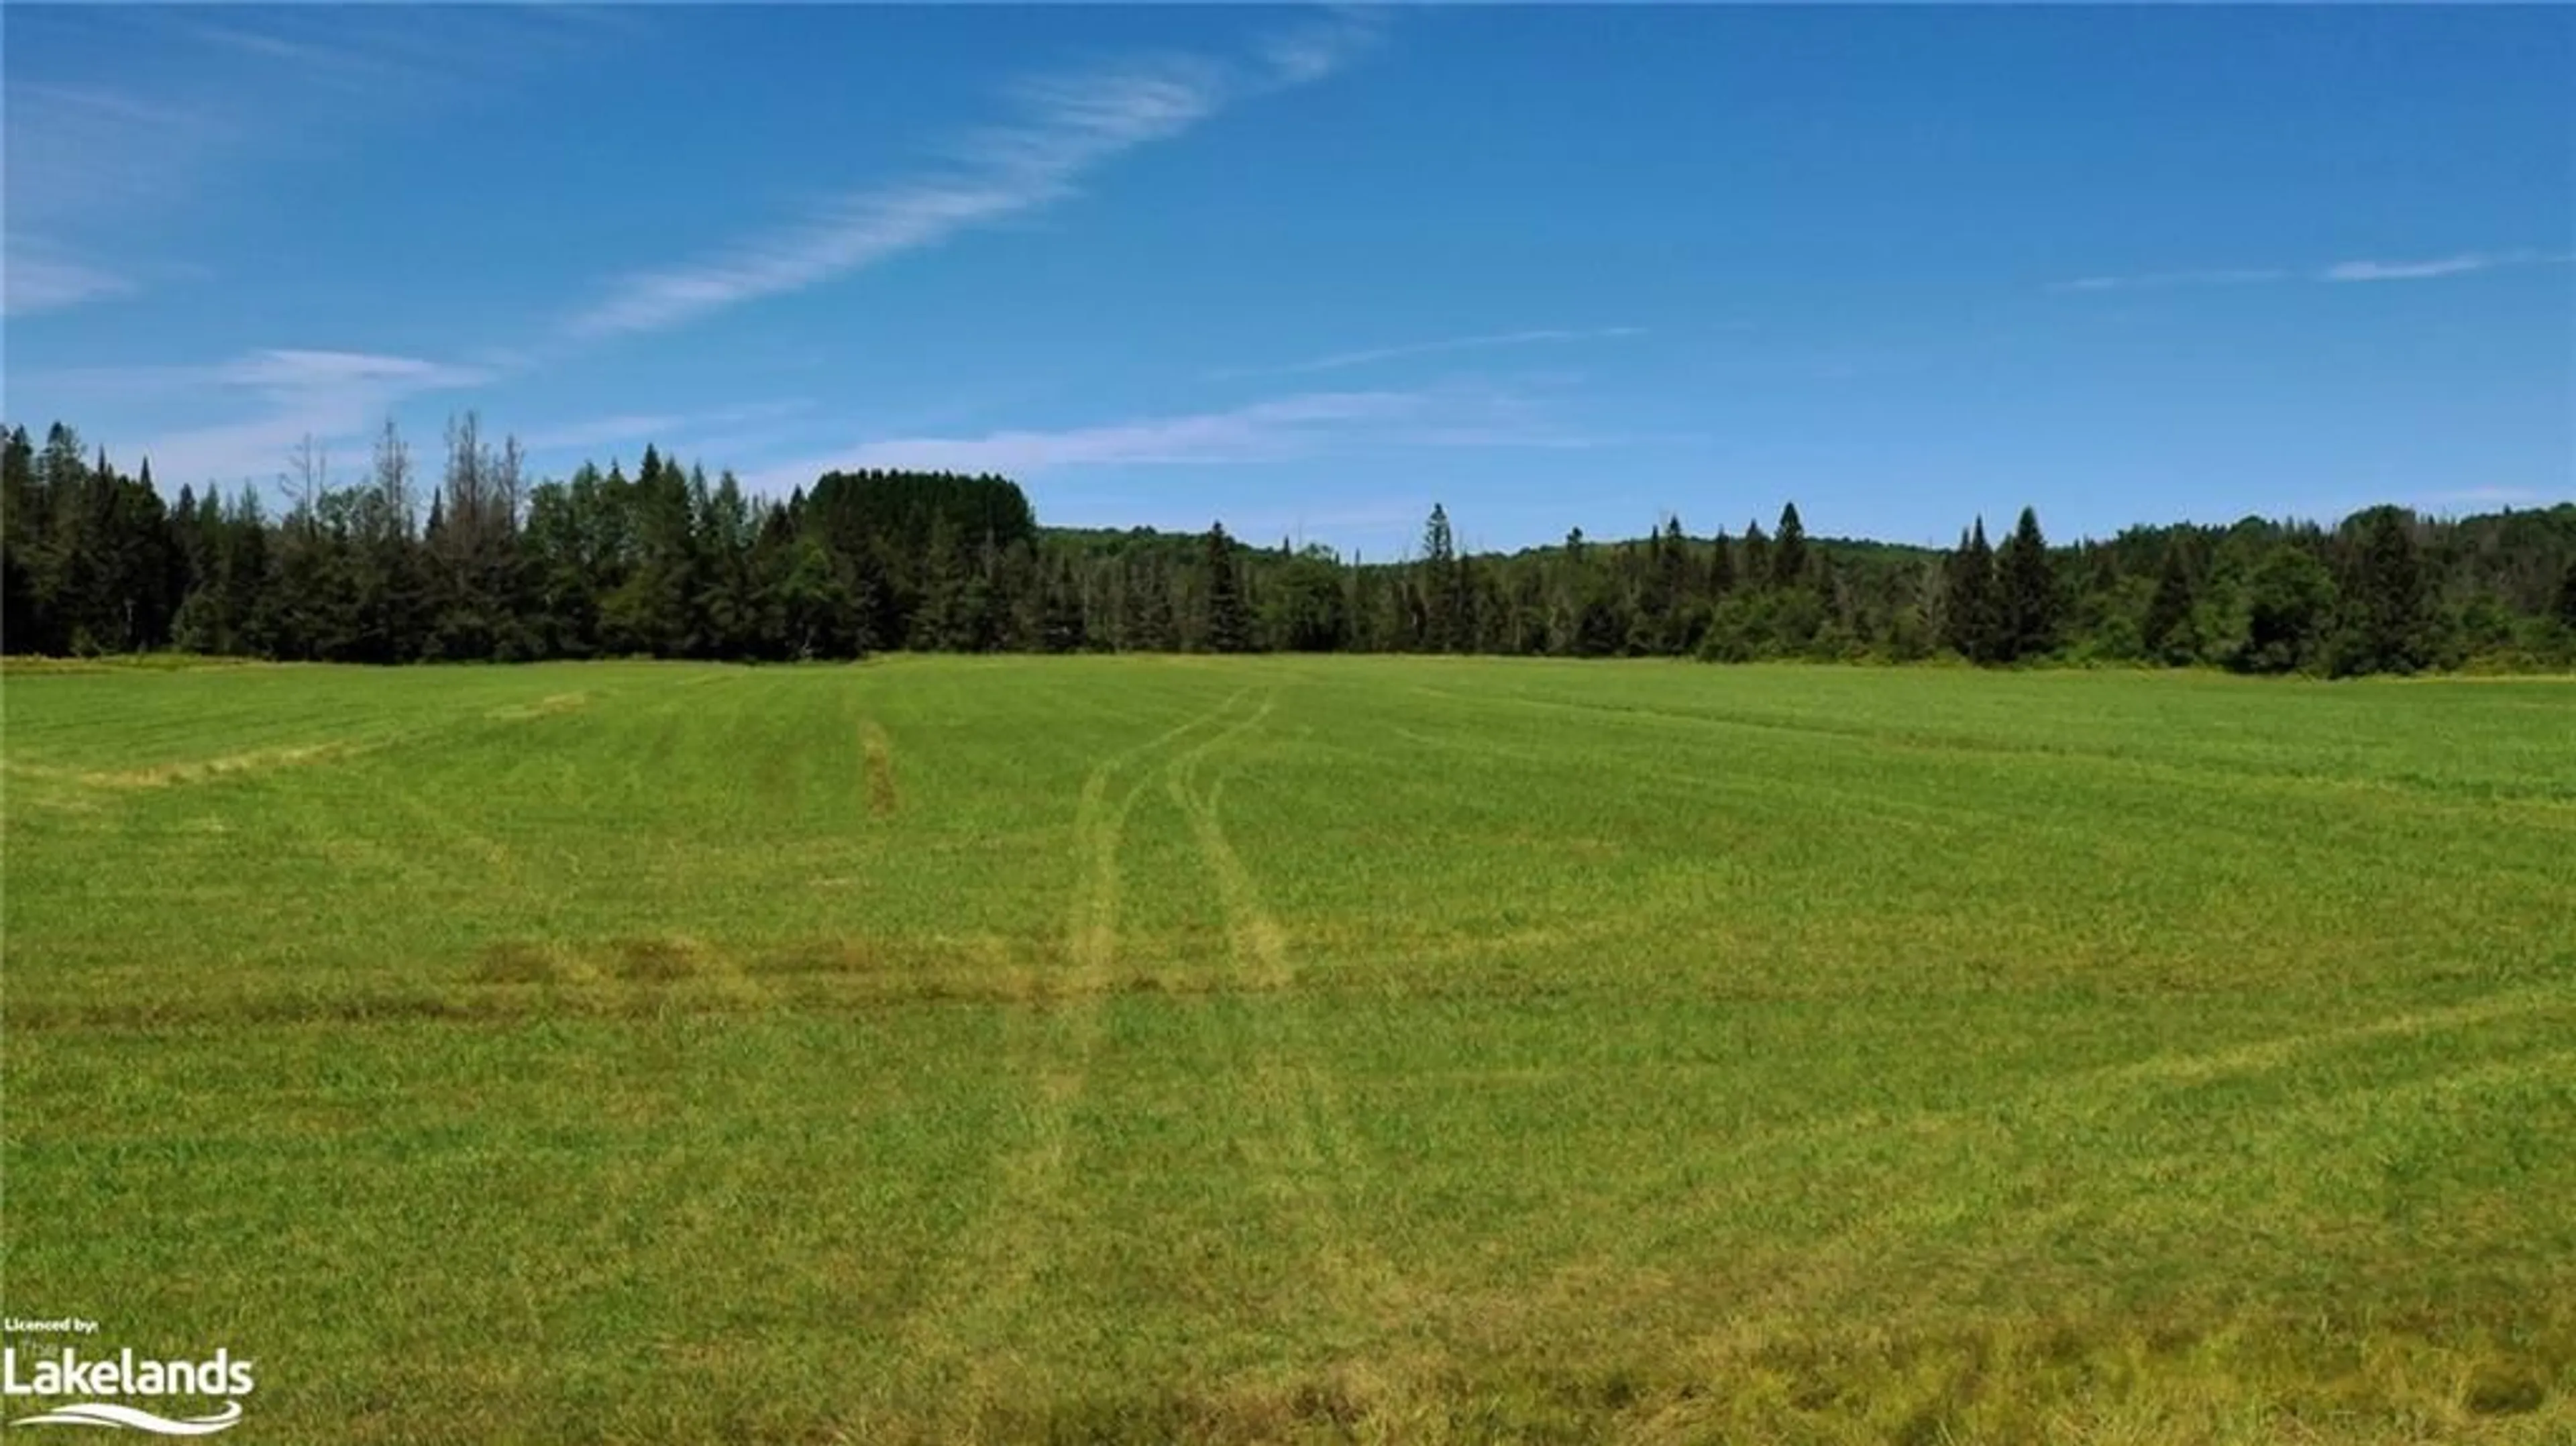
left=487, top=691, right=590, bottom=722
left=612, top=935, right=700, bottom=982
left=470, top=940, right=558, bottom=985
left=72, top=739, right=380, bottom=789
left=861, top=719, right=900, bottom=816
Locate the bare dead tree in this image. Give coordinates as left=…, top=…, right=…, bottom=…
left=370, top=417, right=413, bottom=541
left=285, top=433, right=329, bottom=540
left=442, top=411, right=484, bottom=553
left=492, top=431, right=525, bottom=537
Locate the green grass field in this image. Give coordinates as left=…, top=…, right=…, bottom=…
left=4, top=657, right=2572, bottom=1444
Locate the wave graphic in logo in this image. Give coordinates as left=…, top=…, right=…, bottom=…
left=8, top=1400, right=244, bottom=1434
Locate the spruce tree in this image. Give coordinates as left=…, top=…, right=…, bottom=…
left=1997, top=506, right=2057, bottom=662
left=1418, top=502, right=1460, bottom=651
left=1740, top=520, right=1771, bottom=592
left=1644, top=516, right=1684, bottom=653
left=1707, top=525, right=1735, bottom=598
left=1772, top=502, right=1809, bottom=591
left=1943, top=518, right=1998, bottom=662
left=1204, top=522, right=1250, bottom=653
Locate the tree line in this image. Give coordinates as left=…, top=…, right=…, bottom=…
left=7, top=416, right=2574, bottom=673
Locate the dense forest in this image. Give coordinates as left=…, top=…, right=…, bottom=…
left=5, top=416, right=2573, bottom=674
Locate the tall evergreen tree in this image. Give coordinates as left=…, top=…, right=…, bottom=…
left=1203, top=521, right=1252, bottom=653
left=1943, top=519, right=1998, bottom=662
left=1772, top=502, right=1809, bottom=591
left=1997, top=506, right=2057, bottom=662
left=1417, top=502, right=1462, bottom=652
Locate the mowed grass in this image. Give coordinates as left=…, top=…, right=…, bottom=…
left=3, top=657, right=2572, bottom=1444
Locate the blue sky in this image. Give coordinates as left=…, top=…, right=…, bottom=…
left=5, top=3, right=2570, bottom=557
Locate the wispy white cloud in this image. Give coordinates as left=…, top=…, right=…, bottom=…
left=133, top=349, right=494, bottom=492
left=1258, top=4, right=1389, bottom=87
left=738, top=383, right=1626, bottom=495
left=565, top=14, right=1379, bottom=341
left=181, top=21, right=407, bottom=93
left=749, top=390, right=1422, bottom=486
left=1215, top=327, right=1647, bottom=379
left=517, top=400, right=812, bottom=456
left=3, top=81, right=231, bottom=230
left=2045, top=268, right=2288, bottom=294
left=4, top=11, right=663, bottom=319
left=2053, top=249, right=2570, bottom=293
left=2317, top=250, right=2559, bottom=283
left=179, top=9, right=639, bottom=103
left=2, top=249, right=136, bottom=317
left=214, top=349, right=492, bottom=396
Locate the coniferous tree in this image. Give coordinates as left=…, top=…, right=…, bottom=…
left=1203, top=521, right=1252, bottom=653
left=1997, top=506, right=2057, bottom=662
left=1417, top=502, right=1462, bottom=652
left=1739, top=520, right=1772, bottom=593
left=0, top=427, right=41, bottom=653
left=1943, top=520, right=1998, bottom=662
left=1646, top=516, right=1690, bottom=653
left=1772, top=502, right=1809, bottom=591
left=1707, top=524, right=1735, bottom=599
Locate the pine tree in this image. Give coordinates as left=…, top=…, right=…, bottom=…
left=1418, top=502, right=1460, bottom=651
left=1772, top=502, right=1809, bottom=591
left=1204, top=521, right=1251, bottom=653
left=1652, top=516, right=1690, bottom=653
left=1997, top=506, right=2057, bottom=662
left=1943, top=519, right=1998, bottom=662
left=1707, top=525, right=1735, bottom=598
left=1739, top=520, right=1771, bottom=592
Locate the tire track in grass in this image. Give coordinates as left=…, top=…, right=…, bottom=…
left=1163, top=684, right=1418, bottom=1381
left=3, top=679, right=639, bottom=795
left=875, top=683, right=1256, bottom=1437
left=859, top=718, right=900, bottom=817
left=1657, top=981, right=2576, bottom=1373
